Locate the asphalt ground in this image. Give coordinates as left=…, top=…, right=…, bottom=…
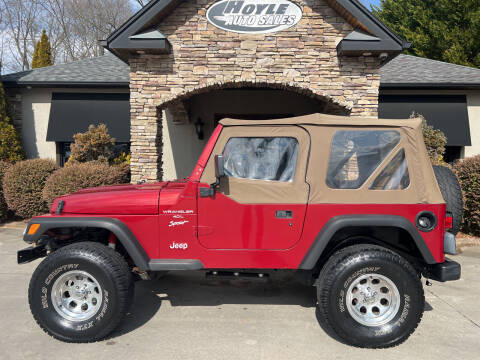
left=1, top=227, right=479, bottom=360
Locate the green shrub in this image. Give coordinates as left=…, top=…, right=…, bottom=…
left=454, top=155, right=480, bottom=236
left=2, top=159, right=56, bottom=219
left=67, top=124, right=115, bottom=165
left=0, top=121, right=25, bottom=163
left=112, top=151, right=131, bottom=166
left=42, top=162, right=130, bottom=206
left=0, top=80, right=25, bottom=162
left=0, top=162, right=10, bottom=222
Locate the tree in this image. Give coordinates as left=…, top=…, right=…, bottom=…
left=32, top=30, right=53, bottom=68
left=0, top=78, right=25, bottom=162
left=373, top=0, right=480, bottom=68
left=0, top=0, right=135, bottom=72
left=0, top=0, right=40, bottom=71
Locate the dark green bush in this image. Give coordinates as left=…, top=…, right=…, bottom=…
left=0, top=79, right=25, bottom=162
left=42, top=162, right=130, bottom=206
left=454, top=155, right=480, bottom=236
left=2, top=159, right=57, bottom=219
left=0, top=161, right=10, bottom=222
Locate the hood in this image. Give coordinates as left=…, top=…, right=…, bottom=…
left=51, top=182, right=169, bottom=215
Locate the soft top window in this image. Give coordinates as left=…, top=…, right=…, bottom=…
left=370, top=149, right=410, bottom=190
left=326, top=130, right=401, bottom=189
left=222, top=137, right=299, bottom=182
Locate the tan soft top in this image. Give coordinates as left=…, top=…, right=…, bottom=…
left=220, top=113, right=423, bottom=130
left=202, top=114, right=444, bottom=205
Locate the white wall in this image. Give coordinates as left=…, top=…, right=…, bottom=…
left=465, top=93, right=480, bottom=158
left=20, top=88, right=56, bottom=160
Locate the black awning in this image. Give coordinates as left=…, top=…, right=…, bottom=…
left=378, top=94, right=471, bottom=146
left=47, top=93, right=130, bottom=142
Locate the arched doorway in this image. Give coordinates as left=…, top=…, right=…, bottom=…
left=159, top=82, right=351, bottom=180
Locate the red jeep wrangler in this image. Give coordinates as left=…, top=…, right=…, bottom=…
left=19, top=114, right=462, bottom=348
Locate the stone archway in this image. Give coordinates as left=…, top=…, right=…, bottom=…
left=130, top=81, right=353, bottom=183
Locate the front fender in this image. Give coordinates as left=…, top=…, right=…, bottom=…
left=23, top=217, right=150, bottom=270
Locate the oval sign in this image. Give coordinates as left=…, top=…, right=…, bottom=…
left=206, top=0, right=303, bottom=34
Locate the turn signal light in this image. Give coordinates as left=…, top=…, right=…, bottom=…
left=27, top=224, right=41, bottom=235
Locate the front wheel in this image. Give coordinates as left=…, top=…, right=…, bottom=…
left=316, top=244, right=424, bottom=348
left=28, top=242, right=134, bottom=342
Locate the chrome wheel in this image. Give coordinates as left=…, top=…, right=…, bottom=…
left=346, top=273, right=400, bottom=327
left=51, top=270, right=103, bottom=322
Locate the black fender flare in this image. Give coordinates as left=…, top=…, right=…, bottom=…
left=24, top=217, right=150, bottom=270
left=298, top=215, right=437, bottom=269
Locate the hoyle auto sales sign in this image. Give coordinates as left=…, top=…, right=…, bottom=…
left=206, top=0, right=303, bottom=34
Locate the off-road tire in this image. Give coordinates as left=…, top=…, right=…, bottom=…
left=316, top=244, right=424, bottom=348
left=433, top=165, right=463, bottom=235
left=28, top=242, right=134, bottom=343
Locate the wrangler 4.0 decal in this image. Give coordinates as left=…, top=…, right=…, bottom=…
left=207, top=0, right=303, bottom=34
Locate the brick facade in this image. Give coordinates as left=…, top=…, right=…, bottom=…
left=129, top=0, right=381, bottom=183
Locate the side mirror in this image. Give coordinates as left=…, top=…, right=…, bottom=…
left=214, top=155, right=225, bottom=179
left=200, top=155, right=226, bottom=198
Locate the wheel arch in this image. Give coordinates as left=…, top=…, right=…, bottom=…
left=24, top=217, right=150, bottom=270
left=298, top=215, right=437, bottom=271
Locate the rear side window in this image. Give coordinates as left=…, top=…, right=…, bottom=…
left=222, top=137, right=299, bottom=182
left=370, top=150, right=410, bottom=190
left=326, top=130, right=401, bottom=189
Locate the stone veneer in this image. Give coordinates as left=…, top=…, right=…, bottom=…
left=129, top=0, right=381, bottom=183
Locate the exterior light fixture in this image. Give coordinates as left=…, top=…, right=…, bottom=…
left=195, top=117, right=205, bottom=140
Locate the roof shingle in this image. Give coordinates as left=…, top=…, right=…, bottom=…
left=2, top=54, right=129, bottom=86
left=380, top=54, right=480, bottom=87
left=2, top=53, right=480, bottom=88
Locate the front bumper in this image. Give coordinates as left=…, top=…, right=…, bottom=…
left=425, top=258, right=461, bottom=282
left=17, top=245, right=47, bottom=264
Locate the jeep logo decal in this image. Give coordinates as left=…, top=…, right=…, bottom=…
left=206, top=0, right=303, bottom=34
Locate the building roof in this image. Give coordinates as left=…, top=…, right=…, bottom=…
left=3, top=53, right=480, bottom=90
left=380, top=54, right=480, bottom=89
left=1, top=54, right=129, bottom=88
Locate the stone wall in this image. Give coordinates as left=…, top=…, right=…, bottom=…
left=129, top=0, right=381, bottom=183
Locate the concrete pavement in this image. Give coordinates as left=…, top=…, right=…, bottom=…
left=1, top=227, right=479, bottom=360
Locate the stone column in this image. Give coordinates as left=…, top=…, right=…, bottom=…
left=130, top=104, right=163, bottom=184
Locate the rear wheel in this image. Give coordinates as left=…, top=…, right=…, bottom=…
left=28, top=242, right=134, bottom=342
left=316, top=244, right=424, bottom=348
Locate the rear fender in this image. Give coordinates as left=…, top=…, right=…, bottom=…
left=298, top=215, right=437, bottom=270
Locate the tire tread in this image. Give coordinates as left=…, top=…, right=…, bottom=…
left=316, top=244, right=424, bottom=348
left=28, top=242, right=134, bottom=343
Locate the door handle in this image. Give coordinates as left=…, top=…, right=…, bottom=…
left=276, top=210, right=293, bottom=219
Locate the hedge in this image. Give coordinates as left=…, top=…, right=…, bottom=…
left=42, top=161, right=130, bottom=206
left=2, top=159, right=56, bottom=219
left=0, top=162, right=10, bottom=221
left=454, top=155, right=480, bottom=236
